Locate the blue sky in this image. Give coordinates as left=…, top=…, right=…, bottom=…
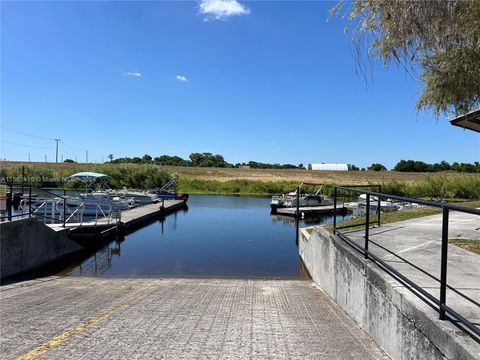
left=1, top=0, right=479, bottom=169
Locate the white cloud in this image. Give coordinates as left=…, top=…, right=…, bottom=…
left=123, top=71, right=142, bottom=77
left=199, top=0, right=250, bottom=21
left=176, top=75, right=189, bottom=82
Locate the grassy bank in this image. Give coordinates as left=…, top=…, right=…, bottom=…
left=322, top=200, right=480, bottom=233
left=177, top=178, right=301, bottom=196
left=1, top=161, right=480, bottom=199
left=178, top=177, right=480, bottom=199
left=449, top=240, right=480, bottom=255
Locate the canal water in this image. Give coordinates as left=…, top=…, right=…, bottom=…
left=57, top=195, right=350, bottom=279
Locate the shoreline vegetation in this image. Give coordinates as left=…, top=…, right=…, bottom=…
left=1, top=161, right=480, bottom=200
left=322, top=199, right=480, bottom=234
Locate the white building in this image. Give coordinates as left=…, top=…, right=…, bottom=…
left=307, top=163, right=350, bottom=171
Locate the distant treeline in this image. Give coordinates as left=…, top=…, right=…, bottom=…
left=81, top=153, right=480, bottom=173
left=237, top=161, right=303, bottom=169
left=394, top=160, right=480, bottom=173
left=109, top=153, right=304, bottom=169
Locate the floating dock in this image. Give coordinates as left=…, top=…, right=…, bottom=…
left=274, top=205, right=347, bottom=217
left=48, top=199, right=187, bottom=246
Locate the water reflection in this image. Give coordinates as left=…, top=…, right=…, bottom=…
left=58, top=236, right=125, bottom=276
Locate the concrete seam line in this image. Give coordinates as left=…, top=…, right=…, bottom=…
left=16, top=291, right=149, bottom=360
left=381, top=240, right=437, bottom=260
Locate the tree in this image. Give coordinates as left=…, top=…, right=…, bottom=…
left=107, top=154, right=114, bottom=162
left=142, top=154, right=152, bottom=163
left=333, top=1, right=480, bottom=116
left=368, top=163, right=387, bottom=171
left=394, top=160, right=430, bottom=172
left=64, top=159, right=75, bottom=163
left=189, top=153, right=204, bottom=166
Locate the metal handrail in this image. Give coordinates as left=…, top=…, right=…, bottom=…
left=94, top=203, right=111, bottom=226
left=65, top=202, right=85, bottom=223
left=333, top=185, right=480, bottom=341
left=2, top=183, right=118, bottom=227
left=336, top=186, right=480, bottom=215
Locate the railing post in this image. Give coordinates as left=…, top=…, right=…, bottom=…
left=377, top=185, right=381, bottom=227
left=364, top=193, right=370, bottom=259
left=8, top=183, right=13, bottom=221
left=333, top=187, right=337, bottom=234
left=295, top=218, right=299, bottom=247
left=21, top=166, right=25, bottom=194
left=439, top=207, right=449, bottom=320
left=296, top=186, right=300, bottom=217
left=29, top=186, right=32, bottom=217
left=63, top=189, right=66, bottom=228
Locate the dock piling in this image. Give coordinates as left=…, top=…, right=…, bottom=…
left=296, top=186, right=300, bottom=217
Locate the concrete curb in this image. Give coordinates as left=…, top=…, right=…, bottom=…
left=299, top=227, right=480, bottom=360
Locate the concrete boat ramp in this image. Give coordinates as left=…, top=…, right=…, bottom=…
left=0, top=277, right=386, bottom=360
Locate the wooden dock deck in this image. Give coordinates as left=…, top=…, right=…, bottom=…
left=49, top=200, right=186, bottom=230
left=47, top=199, right=187, bottom=245
left=117, top=199, right=186, bottom=230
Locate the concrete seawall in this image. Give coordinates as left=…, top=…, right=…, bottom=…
left=1, top=218, right=83, bottom=279
left=299, top=227, right=479, bottom=360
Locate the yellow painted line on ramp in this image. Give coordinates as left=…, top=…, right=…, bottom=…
left=17, top=291, right=148, bottom=360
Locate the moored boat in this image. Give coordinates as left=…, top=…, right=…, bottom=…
left=150, top=177, right=189, bottom=201
left=270, top=184, right=334, bottom=212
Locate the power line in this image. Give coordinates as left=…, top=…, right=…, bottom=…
left=1, top=139, right=54, bottom=150
left=1, top=126, right=54, bottom=141
left=2, top=126, right=84, bottom=161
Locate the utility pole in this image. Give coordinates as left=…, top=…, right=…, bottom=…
left=86, top=150, right=88, bottom=163
left=54, top=139, right=60, bottom=163
left=75, top=156, right=78, bottom=163
left=28, top=153, right=30, bottom=162
left=44, top=154, right=47, bottom=162
left=61, top=154, right=64, bottom=162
